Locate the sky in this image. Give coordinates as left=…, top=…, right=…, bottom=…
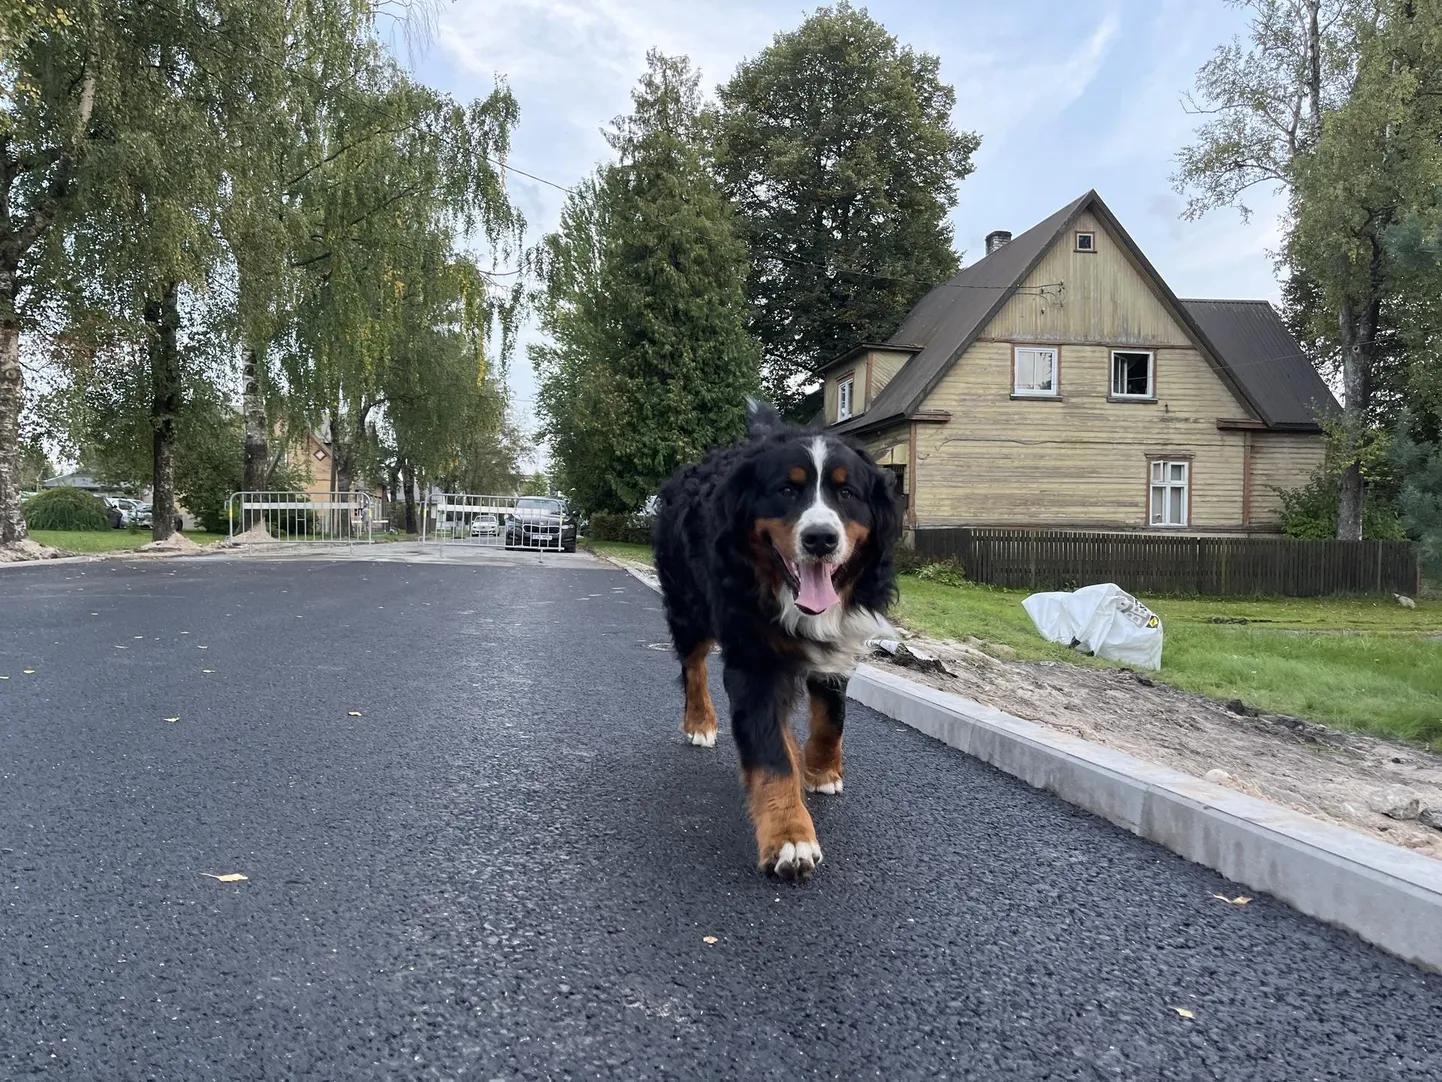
left=404, top=0, right=1287, bottom=470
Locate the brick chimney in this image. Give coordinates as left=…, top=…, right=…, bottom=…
left=985, top=230, right=1012, bottom=256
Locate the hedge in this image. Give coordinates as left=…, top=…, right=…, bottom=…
left=23, top=487, right=110, bottom=531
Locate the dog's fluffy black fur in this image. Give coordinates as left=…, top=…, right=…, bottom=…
left=652, top=399, right=902, bottom=880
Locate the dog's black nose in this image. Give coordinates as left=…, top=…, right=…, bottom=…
left=800, top=526, right=840, bottom=557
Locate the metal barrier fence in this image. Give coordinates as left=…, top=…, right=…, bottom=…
left=227, top=491, right=374, bottom=547
left=425, top=493, right=575, bottom=553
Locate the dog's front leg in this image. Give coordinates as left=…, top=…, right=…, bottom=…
left=723, top=664, right=820, bottom=881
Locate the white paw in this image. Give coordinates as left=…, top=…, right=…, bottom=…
left=768, top=840, right=823, bottom=881
left=684, top=729, right=717, bottom=748
left=804, top=777, right=843, bottom=794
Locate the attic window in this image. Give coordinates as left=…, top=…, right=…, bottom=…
left=837, top=374, right=854, bottom=421
left=1075, top=231, right=1095, bottom=252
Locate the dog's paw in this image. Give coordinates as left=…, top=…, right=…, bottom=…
left=802, top=769, right=843, bottom=795
left=683, top=727, right=717, bottom=748
left=760, top=839, right=823, bottom=882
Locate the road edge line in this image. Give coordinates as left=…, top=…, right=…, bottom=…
left=604, top=552, right=1442, bottom=973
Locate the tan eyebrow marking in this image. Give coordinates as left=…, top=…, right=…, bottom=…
left=830, top=466, right=848, bottom=485
left=788, top=466, right=807, bottom=484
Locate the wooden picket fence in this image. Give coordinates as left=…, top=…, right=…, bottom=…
left=912, top=527, right=1420, bottom=598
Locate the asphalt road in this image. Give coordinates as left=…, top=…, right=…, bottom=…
left=2, top=557, right=1441, bottom=1081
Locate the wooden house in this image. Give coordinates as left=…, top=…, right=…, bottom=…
left=819, top=191, right=1338, bottom=535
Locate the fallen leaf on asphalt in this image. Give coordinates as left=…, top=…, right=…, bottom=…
left=1210, top=893, right=1252, bottom=905
left=0, top=675, right=8, bottom=680
left=197, top=645, right=208, bottom=649
left=114, top=645, right=127, bottom=649
left=164, top=717, right=180, bottom=723
left=702, top=936, right=718, bottom=945
left=202, top=669, right=215, bottom=674
left=348, top=711, right=362, bottom=717
left=201, top=873, right=248, bottom=883
left=133, top=635, right=144, bottom=640
left=1172, top=1007, right=1195, bottom=1019
left=22, top=669, right=35, bottom=674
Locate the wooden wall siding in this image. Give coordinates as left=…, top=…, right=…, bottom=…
left=1250, top=432, right=1327, bottom=524
left=868, top=349, right=913, bottom=398
left=866, top=427, right=910, bottom=467
left=915, top=527, right=1420, bottom=598
left=913, top=340, right=1248, bottom=528
left=982, top=211, right=1200, bottom=349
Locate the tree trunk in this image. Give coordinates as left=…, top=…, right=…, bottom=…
left=402, top=460, right=417, bottom=535
left=0, top=307, right=27, bottom=546
left=148, top=282, right=181, bottom=542
left=1305, top=0, right=1322, bottom=142
left=1336, top=295, right=1375, bottom=542
left=242, top=347, right=269, bottom=530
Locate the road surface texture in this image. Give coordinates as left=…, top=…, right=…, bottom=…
left=2, top=557, right=1441, bottom=1081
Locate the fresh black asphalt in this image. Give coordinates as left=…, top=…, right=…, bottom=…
left=1, top=556, right=1441, bottom=1081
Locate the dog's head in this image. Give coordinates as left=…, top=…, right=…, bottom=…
left=724, top=402, right=901, bottom=620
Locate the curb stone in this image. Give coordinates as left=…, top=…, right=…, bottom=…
left=608, top=555, right=1442, bottom=973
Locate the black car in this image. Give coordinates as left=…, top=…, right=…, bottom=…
left=504, top=496, right=578, bottom=552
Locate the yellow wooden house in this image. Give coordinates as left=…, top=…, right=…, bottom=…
left=818, top=190, right=1337, bottom=535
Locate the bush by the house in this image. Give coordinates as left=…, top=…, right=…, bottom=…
left=893, top=545, right=967, bottom=585
left=23, top=487, right=109, bottom=531
left=1275, top=471, right=1407, bottom=540
left=586, top=510, right=654, bottom=545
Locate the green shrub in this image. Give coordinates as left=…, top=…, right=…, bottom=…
left=587, top=510, right=654, bottom=545
left=914, top=557, right=967, bottom=587
left=23, top=487, right=110, bottom=531
left=1275, top=471, right=1407, bottom=540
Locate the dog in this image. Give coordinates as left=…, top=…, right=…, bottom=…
left=652, top=399, right=902, bottom=880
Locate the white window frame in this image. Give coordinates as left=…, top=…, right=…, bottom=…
left=1075, top=231, right=1095, bottom=252
left=837, top=374, right=854, bottom=421
left=1150, top=459, right=1190, bottom=527
left=1012, top=346, right=1058, bottom=397
left=1111, top=350, right=1155, bottom=399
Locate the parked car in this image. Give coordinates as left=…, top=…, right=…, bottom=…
left=504, top=496, right=578, bottom=552
left=469, top=513, right=501, bottom=538
left=103, top=496, right=140, bottom=529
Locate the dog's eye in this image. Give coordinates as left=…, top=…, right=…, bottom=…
left=780, top=485, right=797, bottom=498
left=838, top=486, right=855, bottom=501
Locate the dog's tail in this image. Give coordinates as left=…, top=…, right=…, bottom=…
left=746, top=396, right=783, bottom=438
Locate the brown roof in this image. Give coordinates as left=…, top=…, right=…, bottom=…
left=1179, top=299, right=1338, bottom=429
left=830, top=190, right=1334, bottom=436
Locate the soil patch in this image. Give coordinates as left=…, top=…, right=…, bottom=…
left=875, top=633, right=1442, bottom=861
left=0, top=539, right=69, bottom=563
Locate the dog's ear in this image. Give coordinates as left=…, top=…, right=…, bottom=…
left=745, top=397, right=783, bottom=438
left=867, top=460, right=903, bottom=566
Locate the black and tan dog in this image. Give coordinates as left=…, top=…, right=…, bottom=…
left=653, top=400, right=902, bottom=880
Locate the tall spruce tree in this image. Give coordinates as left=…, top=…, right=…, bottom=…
left=711, top=1, right=979, bottom=418
left=534, top=52, right=760, bottom=513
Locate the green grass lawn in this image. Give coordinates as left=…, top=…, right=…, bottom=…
left=28, top=529, right=229, bottom=554
left=585, top=538, right=1442, bottom=747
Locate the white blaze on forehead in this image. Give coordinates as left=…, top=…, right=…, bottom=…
left=794, top=436, right=849, bottom=563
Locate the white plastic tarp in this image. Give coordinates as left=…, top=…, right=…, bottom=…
left=1021, top=582, right=1164, bottom=670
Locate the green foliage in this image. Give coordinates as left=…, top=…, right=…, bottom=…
left=22, top=486, right=108, bottom=531
left=913, top=558, right=967, bottom=587
left=712, top=1, right=979, bottom=417
left=1275, top=469, right=1406, bottom=540
left=585, top=510, right=654, bottom=545
left=533, top=52, right=760, bottom=514
left=518, top=471, right=551, bottom=497
left=1392, top=418, right=1442, bottom=582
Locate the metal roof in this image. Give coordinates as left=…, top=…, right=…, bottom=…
left=829, top=190, right=1334, bottom=436
left=1178, top=299, right=1338, bottom=429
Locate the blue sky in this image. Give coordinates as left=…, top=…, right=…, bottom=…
left=408, top=0, right=1287, bottom=467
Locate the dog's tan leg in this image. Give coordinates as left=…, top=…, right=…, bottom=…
left=681, top=640, right=718, bottom=747
left=802, top=675, right=846, bottom=794
left=744, top=726, right=821, bottom=880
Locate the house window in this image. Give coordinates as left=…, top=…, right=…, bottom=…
left=1075, top=231, right=1095, bottom=252
left=837, top=375, right=854, bottom=420
left=1013, top=346, right=1058, bottom=397
left=1112, top=350, right=1154, bottom=398
left=1150, top=460, right=1189, bottom=527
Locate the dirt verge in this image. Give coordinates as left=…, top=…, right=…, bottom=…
left=873, top=633, right=1442, bottom=861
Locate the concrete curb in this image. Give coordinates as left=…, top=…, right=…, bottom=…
left=606, top=553, right=1442, bottom=972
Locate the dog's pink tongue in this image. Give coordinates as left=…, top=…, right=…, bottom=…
left=796, top=562, right=840, bottom=613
